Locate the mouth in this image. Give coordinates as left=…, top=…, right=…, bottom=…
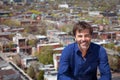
left=81, top=42, right=87, bottom=45
left=80, top=42, right=89, bottom=48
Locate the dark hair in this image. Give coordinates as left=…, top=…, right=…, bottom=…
left=72, top=21, right=93, bottom=36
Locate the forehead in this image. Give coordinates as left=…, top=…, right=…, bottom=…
left=76, top=29, right=90, bottom=34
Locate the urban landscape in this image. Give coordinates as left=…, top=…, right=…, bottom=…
left=0, top=0, right=120, bottom=80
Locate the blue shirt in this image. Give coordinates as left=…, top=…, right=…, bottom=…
left=57, top=42, right=111, bottom=80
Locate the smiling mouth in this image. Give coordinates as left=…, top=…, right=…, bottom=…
left=81, top=42, right=87, bottom=45
left=81, top=42, right=89, bottom=47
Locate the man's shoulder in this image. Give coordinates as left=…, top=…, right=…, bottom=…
left=91, top=42, right=105, bottom=50
left=90, top=42, right=103, bottom=49
left=65, top=42, right=76, bottom=48
left=61, top=43, right=76, bottom=56
left=91, top=42, right=99, bottom=45
left=63, top=42, right=76, bottom=51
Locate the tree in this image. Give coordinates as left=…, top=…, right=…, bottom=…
left=36, top=70, right=44, bottom=80
left=12, top=54, right=21, bottom=67
left=27, top=10, right=41, bottom=15
left=59, top=23, right=73, bottom=32
left=36, top=46, right=54, bottom=64
left=23, top=26, right=30, bottom=36
left=108, top=55, right=120, bottom=71
left=2, top=19, right=20, bottom=27
left=8, top=41, right=14, bottom=51
left=29, top=61, right=40, bottom=73
left=104, top=43, right=115, bottom=49
left=27, top=66, right=36, bottom=79
left=28, top=39, right=37, bottom=47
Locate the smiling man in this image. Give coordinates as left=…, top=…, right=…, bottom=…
left=57, top=21, right=111, bottom=80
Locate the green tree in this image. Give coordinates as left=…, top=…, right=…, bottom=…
left=8, top=41, right=14, bottom=51
left=12, top=54, right=21, bottom=67
left=59, top=23, right=73, bottom=32
left=27, top=10, right=41, bottom=15
left=104, top=43, right=115, bottom=49
left=36, top=46, right=54, bottom=64
left=28, top=39, right=37, bottom=47
left=2, top=19, right=20, bottom=27
left=32, top=62, right=40, bottom=72
left=23, top=26, right=30, bottom=35
left=36, top=70, right=44, bottom=80
left=8, top=34, right=14, bottom=40
left=116, top=46, right=120, bottom=52
left=108, top=55, right=120, bottom=71
left=27, top=66, right=36, bottom=79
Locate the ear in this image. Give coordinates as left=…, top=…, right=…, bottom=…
left=74, top=37, right=76, bottom=41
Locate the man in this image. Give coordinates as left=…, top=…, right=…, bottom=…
left=57, top=21, right=111, bottom=80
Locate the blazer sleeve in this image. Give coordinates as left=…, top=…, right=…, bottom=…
left=57, top=46, right=74, bottom=80
left=98, top=47, right=112, bottom=80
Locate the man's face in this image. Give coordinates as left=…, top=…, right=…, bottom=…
left=75, top=29, right=92, bottom=51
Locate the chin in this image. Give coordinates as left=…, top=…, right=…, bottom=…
left=81, top=47, right=87, bottom=50
left=82, top=48, right=87, bottom=49
left=81, top=46, right=89, bottom=49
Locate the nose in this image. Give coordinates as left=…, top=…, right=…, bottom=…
left=81, top=36, right=85, bottom=41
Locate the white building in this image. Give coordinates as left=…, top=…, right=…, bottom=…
left=53, top=54, right=61, bottom=70
left=88, top=11, right=101, bottom=16
left=13, top=33, right=27, bottom=53
left=44, top=70, right=57, bottom=80
left=13, top=33, right=26, bottom=45
left=21, top=56, right=38, bottom=68
left=58, top=4, right=69, bottom=8
left=35, top=35, right=48, bottom=43
left=92, top=39, right=110, bottom=45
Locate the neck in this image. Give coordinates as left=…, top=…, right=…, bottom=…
left=79, top=47, right=87, bottom=58
left=81, top=49, right=87, bottom=58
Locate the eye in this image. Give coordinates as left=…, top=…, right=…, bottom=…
left=85, top=34, right=91, bottom=37
left=78, top=35, right=83, bottom=38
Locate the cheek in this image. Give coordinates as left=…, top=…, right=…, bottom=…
left=86, top=38, right=91, bottom=41
left=75, top=37, right=81, bottom=41
left=85, top=36, right=92, bottom=41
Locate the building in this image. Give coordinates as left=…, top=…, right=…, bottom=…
left=0, top=69, right=21, bottom=80
left=58, top=3, right=69, bottom=8
left=92, top=39, right=110, bottom=45
left=37, top=42, right=61, bottom=53
left=44, top=70, right=57, bottom=80
left=88, top=11, right=101, bottom=16
left=21, top=56, right=38, bottom=68
left=91, top=24, right=99, bottom=31
left=53, top=47, right=64, bottom=53
left=14, top=18, right=38, bottom=26
left=99, top=32, right=116, bottom=40
left=46, top=30, right=74, bottom=46
left=7, top=28, right=24, bottom=33
left=0, top=57, right=21, bottom=80
left=93, top=31, right=117, bottom=40
left=53, top=53, right=61, bottom=70
left=35, top=35, right=48, bottom=44
left=0, top=11, right=11, bottom=17
left=24, top=0, right=34, bottom=4
left=39, top=64, right=57, bottom=80
left=12, top=33, right=32, bottom=54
